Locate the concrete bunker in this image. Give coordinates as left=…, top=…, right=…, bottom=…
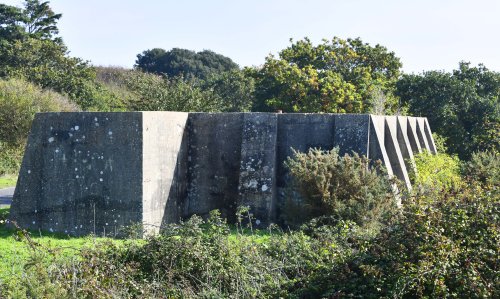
left=11, top=112, right=436, bottom=236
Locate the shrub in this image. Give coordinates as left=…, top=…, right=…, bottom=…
left=0, top=143, right=23, bottom=175
left=330, top=182, right=500, bottom=298
left=284, top=147, right=397, bottom=227
left=96, top=67, right=224, bottom=112
left=411, top=150, right=462, bottom=193
left=0, top=38, right=124, bottom=111
left=0, top=78, right=79, bottom=146
left=463, top=150, right=500, bottom=188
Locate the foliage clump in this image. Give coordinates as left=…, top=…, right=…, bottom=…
left=0, top=78, right=78, bottom=145
left=135, top=47, right=239, bottom=80
left=285, top=147, right=396, bottom=227
left=410, top=150, right=463, bottom=193
left=397, top=62, right=500, bottom=160
left=462, top=150, right=500, bottom=188
left=251, top=37, right=402, bottom=113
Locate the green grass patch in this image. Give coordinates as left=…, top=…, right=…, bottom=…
left=0, top=174, right=16, bottom=189
left=0, top=207, right=132, bottom=287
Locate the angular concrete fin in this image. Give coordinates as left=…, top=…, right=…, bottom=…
left=407, top=117, right=422, bottom=154
left=424, top=118, right=437, bottom=153
left=416, top=118, right=431, bottom=151
left=385, top=117, right=411, bottom=189
left=396, top=116, right=416, bottom=173
left=142, top=111, right=189, bottom=235
left=368, top=115, right=394, bottom=177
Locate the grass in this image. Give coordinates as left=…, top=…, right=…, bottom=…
left=0, top=208, right=131, bottom=286
left=0, top=174, right=17, bottom=189
left=0, top=208, right=273, bottom=289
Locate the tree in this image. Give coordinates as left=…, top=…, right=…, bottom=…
left=0, top=0, right=61, bottom=42
left=0, top=1, right=124, bottom=111
left=203, top=69, right=256, bottom=112
left=22, top=0, right=62, bottom=41
left=135, top=48, right=239, bottom=80
left=0, top=4, right=25, bottom=41
left=0, top=38, right=123, bottom=111
left=251, top=37, right=402, bottom=113
left=396, top=62, right=500, bottom=159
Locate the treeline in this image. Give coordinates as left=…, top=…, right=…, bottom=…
left=0, top=0, right=498, bottom=174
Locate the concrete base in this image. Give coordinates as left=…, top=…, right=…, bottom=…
left=11, top=112, right=436, bottom=235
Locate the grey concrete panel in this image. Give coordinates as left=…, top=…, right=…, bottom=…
left=238, top=113, right=278, bottom=225
left=368, top=115, right=394, bottom=177
left=11, top=112, right=143, bottom=236
left=11, top=112, right=437, bottom=236
left=143, top=112, right=188, bottom=234
left=276, top=114, right=337, bottom=210
left=185, top=113, right=243, bottom=221
left=333, top=114, right=370, bottom=157
left=424, top=118, right=437, bottom=154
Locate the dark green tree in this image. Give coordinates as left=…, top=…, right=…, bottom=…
left=0, top=1, right=123, bottom=111
left=135, top=48, right=239, bottom=80
left=22, top=0, right=62, bottom=41
left=396, top=62, right=500, bottom=159
left=250, top=37, right=402, bottom=113
left=0, top=0, right=61, bottom=42
left=0, top=4, right=25, bottom=41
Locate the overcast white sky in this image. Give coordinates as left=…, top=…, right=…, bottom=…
left=3, top=0, right=500, bottom=73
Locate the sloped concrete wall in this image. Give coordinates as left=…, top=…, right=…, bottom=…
left=11, top=112, right=143, bottom=236
left=11, top=112, right=437, bottom=236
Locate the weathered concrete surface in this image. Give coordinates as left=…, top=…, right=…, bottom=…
left=11, top=112, right=143, bottom=236
left=143, top=111, right=188, bottom=234
left=238, top=113, right=278, bottom=225
left=11, top=112, right=436, bottom=235
left=185, top=113, right=243, bottom=221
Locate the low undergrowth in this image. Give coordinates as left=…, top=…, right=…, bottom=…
left=0, top=151, right=498, bottom=298
left=1, top=180, right=498, bottom=299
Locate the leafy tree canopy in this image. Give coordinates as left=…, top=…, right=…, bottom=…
left=396, top=62, right=500, bottom=159
left=0, top=0, right=62, bottom=43
left=135, top=47, right=239, bottom=80
left=250, top=37, right=402, bottom=113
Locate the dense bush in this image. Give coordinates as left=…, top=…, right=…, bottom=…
left=96, top=67, right=224, bottom=112
left=329, top=182, right=500, bottom=298
left=410, top=150, right=463, bottom=193
left=2, top=179, right=498, bottom=298
left=0, top=142, right=23, bottom=175
left=462, top=150, right=499, bottom=188
left=0, top=38, right=124, bottom=111
left=0, top=78, right=78, bottom=146
left=284, top=147, right=397, bottom=227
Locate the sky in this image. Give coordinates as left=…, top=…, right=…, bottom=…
left=3, top=0, right=500, bottom=73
